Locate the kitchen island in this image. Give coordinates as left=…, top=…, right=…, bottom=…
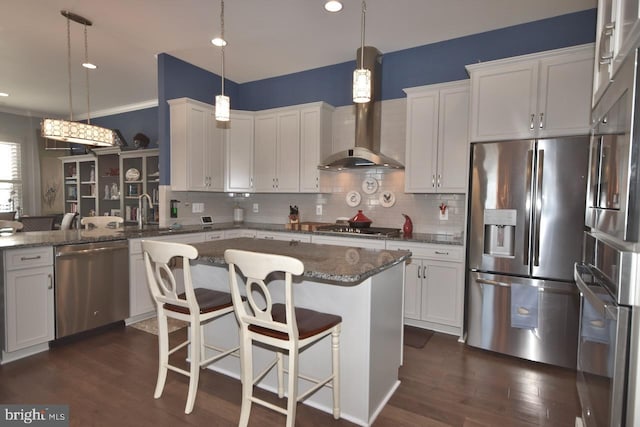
left=188, top=238, right=411, bottom=427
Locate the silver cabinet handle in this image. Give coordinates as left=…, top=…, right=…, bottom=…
left=437, top=174, right=441, bottom=187
left=21, top=255, right=42, bottom=261
left=434, top=250, right=449, bottom=255
left=431, top=175, right=435, bottom=188
left=47, top=274, right=53, bottom=290
left=530, top=114, right=535, bottom=130
left=422, top=265, right=427, bottom=279
left=417, top=265, right=422, bottom=278
left=538, top=112, right=544, bottom=129
left=599, top=22, right=615, bottom=64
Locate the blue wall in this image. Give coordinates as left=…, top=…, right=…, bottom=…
left=90, top=107, right=159, bottom=150
left=97, top=9, right=597, bottom=185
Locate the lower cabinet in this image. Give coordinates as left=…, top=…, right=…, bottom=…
left=255, top=230, right=312, bottom=243
left=128, top=232, right=206, bottom=320
left=3, top=246, right=54, bottom=357
left=223, top=229, right=257, bottom=239
left=386, top=241, right=464, bottom=337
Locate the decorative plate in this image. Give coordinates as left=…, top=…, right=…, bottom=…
left=379, top=191, right=396, bottom=207
left=125, top=168, right=140, bottom=181
left=362, top=177, right=379, bottom=194
left=346, top=190, right=361, bottom=207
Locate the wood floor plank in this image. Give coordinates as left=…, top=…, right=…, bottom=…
left=0, top=325, right=580, bottom=426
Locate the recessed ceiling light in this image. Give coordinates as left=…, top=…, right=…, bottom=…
left=0, top=92, right=8, bottom=97
left=211, top=37, right=227, bottom=47
left=324, top=1, right=343, bottom=12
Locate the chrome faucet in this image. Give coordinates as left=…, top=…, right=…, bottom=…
left=138, top=193, right=153, bottom=229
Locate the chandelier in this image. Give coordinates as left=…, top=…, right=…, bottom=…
left=42, top=11, right=115, bottom=147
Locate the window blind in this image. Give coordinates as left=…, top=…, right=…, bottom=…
left=0, top=141, right=23, bottom=213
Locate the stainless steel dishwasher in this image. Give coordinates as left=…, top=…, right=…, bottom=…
left=54, top=240, right=129, bottom=338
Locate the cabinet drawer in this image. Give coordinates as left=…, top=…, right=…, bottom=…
left=386, top=241, right=462, bottom=261
left=204, top=231, right=224, bottom=241
left=4, top=246, right=54, bottom=270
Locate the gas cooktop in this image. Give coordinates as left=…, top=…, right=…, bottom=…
left=315, top=225, right=401, bottom=237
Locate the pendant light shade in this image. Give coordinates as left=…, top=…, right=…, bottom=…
left=42, top=11, right=115, bottom=147
left=353, top=1, right=370, bottom=103
left=215, top=0, right=230, bottom=122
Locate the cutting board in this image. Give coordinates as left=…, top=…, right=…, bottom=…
left=285, top=221, right=333, bottom=231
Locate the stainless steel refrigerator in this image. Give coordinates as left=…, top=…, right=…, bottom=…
left=466, top=136, right=589, bottom=369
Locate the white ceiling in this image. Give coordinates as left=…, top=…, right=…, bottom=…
left=1, top=0, right=596, bottom=118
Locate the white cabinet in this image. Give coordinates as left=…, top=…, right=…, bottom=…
left=386, top=241, right=463, bottom=337
left=467, top=44, right=594, bottom=142
left=254, top=109, right=300, bottom=192
left=255, top=230, right=312, bottom=243
left=169, top=98, right=224, bottom=192
left=593, top=0, right=640, bottom=105
left=3, top=246, right=54, bottom=356
left=403, top=80, right=469, bottom=193
left=311, top=235, right=386, bottom=250
left=299, top=103, right=333, bottom=193
left=225, top=111, right=255, bottom=192
left=128, top=232, right=206, bottom=320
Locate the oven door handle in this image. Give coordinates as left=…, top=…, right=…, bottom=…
left=574, top=263, right=617, bottom=320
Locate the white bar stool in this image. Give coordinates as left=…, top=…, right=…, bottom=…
left=80, top=215, right=124, bottom=229
left=142, top=240, right=238, bottom=414
left=224, top=249, right=342, bottom=427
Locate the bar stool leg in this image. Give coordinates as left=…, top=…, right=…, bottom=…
left=154, top=312, right=170, bottom=399
left=277, top=352, right=285, bottom=398
left=285, top=343, right=299, bottom=427
left=239, top=329, right=253, bottom=427
left=332, top=325, right=341, bottom=419
left=185, top=321, right=201, bottom=414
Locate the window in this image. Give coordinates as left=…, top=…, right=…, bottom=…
left=0, top=141, right=22, bottom=213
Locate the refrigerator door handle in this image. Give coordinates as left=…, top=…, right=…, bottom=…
left=533, top=149, right=544, bottom=266
left=524, top=149, right=533, bottom=266
left=476, top=278, right=511, bottom=288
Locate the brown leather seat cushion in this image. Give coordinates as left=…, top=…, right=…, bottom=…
left=249, top=303, right=341, bottom=340
left=164, top=288, right=233, bottom=315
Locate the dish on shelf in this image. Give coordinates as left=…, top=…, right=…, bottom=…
left=125, top=168, right=140, bottom=181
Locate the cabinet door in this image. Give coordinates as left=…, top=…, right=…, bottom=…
left=404, top=260, right=422, bottom=320
left=254, top=114, right=278, bottom=192
left=437, top=85, right=470, bottom=193
left=225, top=112, right=254, bottom=192
left=208, top=111, right=225, bottom=191
left=469, top=60, right=538, bottom=142
left=405, top=90, right=439, bottom=192
left=613, top=0, right=640, bottom=76
left=187, top=104, right=210, bottom=191
left=5, top=266, right=54, bottom=352
left=276, top=111, right=300, bottom=192
left=129, top=253, right=154, bottom=318
left=421, top=260, right=463, bottom=328
left=300, top=105, right=333, bottom=193
left=537, top=49, right=593, bottom=138
left=593, top=0, right=615, bottom=105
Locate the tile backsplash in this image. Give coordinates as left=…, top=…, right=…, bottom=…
left=161, top=97, right=467, bottom=236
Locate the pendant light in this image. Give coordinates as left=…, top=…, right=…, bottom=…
left=215, top=0, right=230, bottom=122
left=353, top=0, right=371, bottom=103
left=42, top=11, right=115, bottom=147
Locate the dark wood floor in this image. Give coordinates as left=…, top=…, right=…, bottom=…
left=0, top=325, right=579, bottom=426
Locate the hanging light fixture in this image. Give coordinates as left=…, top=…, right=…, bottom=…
left=42, top=11, right=115, bottom=147
left=353, top=0, right=371, bottom=103
left=215, top=0, right=230, bottom=122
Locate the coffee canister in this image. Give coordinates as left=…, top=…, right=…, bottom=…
left=233, top=205, right=244, bottom=224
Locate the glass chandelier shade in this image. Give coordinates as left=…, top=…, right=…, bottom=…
left=353, top=1, right=370, bottom=103
left=42, top=11, right=115, bottom=147
left=215, top=0, right=230, bottom=122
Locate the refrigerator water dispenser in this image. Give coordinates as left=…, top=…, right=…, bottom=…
left=483, top=209, right=517, bottom=257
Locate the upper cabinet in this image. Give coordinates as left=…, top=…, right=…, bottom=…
left=404, top=80, right=469, bottom=193
left=466, top=44, right=594, bottom=142
left=169, top=98, right=224, bottom=192
left=299, top=103, right=333, bottom=193
left=594, top=0, right=640, bottom=105
left=225, top=111, right=255, bottom=193
left=254, top=109, right=300, bottom=192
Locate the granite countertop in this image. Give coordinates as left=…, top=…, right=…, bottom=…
left=191, top=238, right=412, bottom=284
left=0, top=221, right=463, bottom=249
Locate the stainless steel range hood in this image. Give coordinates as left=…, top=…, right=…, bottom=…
left=319, top=47, right=404, bottom=170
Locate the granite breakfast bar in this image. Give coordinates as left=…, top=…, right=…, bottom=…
left=188, top=238, right=411, bottom=427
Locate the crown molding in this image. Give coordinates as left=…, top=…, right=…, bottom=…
left=75, top=99, right=159, bottom=120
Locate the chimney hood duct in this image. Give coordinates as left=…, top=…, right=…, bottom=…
left=319, top=46, right=404, bottom=170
